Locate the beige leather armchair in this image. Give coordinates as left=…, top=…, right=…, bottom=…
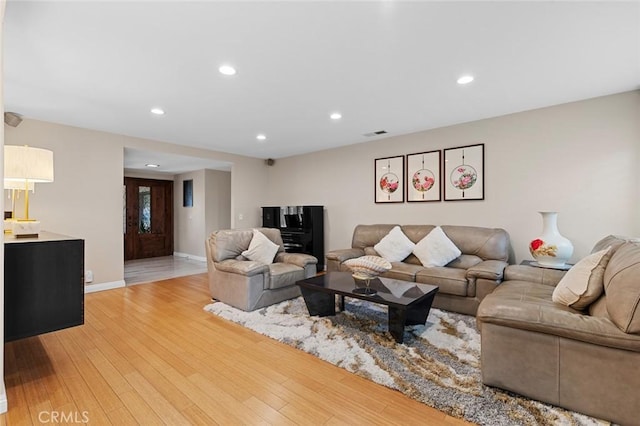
left=205, top=228, right=317, bottom=311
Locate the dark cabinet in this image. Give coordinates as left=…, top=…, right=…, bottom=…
left=262, top=205, right=324, bottom=271
left=5, top=232, right=84, bottom=342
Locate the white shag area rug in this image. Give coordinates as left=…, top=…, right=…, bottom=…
left=204, top=296, right=607, bottom=426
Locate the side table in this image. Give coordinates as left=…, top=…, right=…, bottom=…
left=520, top=259, right=573, bottom=271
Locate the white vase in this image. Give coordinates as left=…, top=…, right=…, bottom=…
left=529, top=211, right=574, bottom=267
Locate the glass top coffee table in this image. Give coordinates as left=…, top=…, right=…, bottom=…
left=296, top=272, right=439, bottom=343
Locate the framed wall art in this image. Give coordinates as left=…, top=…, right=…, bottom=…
left=406, top=150, right=441, bottom=202
left=375, top=156, right=404, bottom=203
left=444, top=143, right=484, bottom=201
left=183, top=179, right=194, bottom=207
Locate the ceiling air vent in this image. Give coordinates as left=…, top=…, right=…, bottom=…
left=363, top=130, right=388, bottom=137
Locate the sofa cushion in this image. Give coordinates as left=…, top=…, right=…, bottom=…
left=604, top=242, right=640, bottom=334
left=413, top=226, right=461, bottom=267
left=382, top=262, right=425, bottom=281
left=552, top=247, right=611, bottom=310
left=268, top=263, right=305, bottom=290
left=447, top=254, right=483, bottom=270
left=242, top=229, right=279, bottom=265
left=441, top=225, right=510, bottom=262
left=477, top=281, right=640, bottom=352
left=415, top=267, right=468, bottom=296
left=591, top=234, right=638, bottom=254
left=374, top=226, right=415, bottom=262
left=352, top=224, right=398, bottom=250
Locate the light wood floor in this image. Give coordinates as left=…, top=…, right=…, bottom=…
left=1, top=273, right=470, bottom=425
left=124, top=255, right=207, bottom=285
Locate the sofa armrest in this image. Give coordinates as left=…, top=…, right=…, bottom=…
left=325, top=248, right=365, bottom=263
left=214, top=259, right=269, bottom=276
left=466, top=260, right=508, bottom=282
left=504, top=264, right=566, bottom=287
left=274, top=252, right=318, bottom=268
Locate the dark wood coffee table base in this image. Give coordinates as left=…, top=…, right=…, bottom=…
left=298, top=275, right=438, bottom=344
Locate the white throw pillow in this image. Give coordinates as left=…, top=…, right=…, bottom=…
left=241, top=229, right=279, bottom=265
left=413, top=226, right=462, bottom=267
left=373, top=226, right=415, bottom=262
left=552, top=247, right=611, bottom=310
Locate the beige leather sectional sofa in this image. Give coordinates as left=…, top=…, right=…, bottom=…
left=477, top=235, right=640, bottom=425
left=326, top=224, right=511, bottom=315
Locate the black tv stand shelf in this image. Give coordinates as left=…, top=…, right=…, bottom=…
left=262, top=205, right=324, bottom=271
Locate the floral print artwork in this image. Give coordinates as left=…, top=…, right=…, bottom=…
left=412, top=169, right=435, bottom=192
left=407, top=151, right=441, bottom=202
left=375, top=156, right=404, bottom=203
left=379, top=173, right=399, bottom=193
left=451, top=165, right=477, bottom=190
left=443, top=144, right=484, bottom=201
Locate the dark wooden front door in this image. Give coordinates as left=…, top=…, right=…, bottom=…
left=124, top=177, right=174, bottom=260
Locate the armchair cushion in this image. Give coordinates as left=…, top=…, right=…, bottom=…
left=242, top=229, right=279, bottom=265
left=214, top=259, right=269, bottom=276
left=275, top=252, right=318, bottom=268
left=267, top=263, right=305, bottom=290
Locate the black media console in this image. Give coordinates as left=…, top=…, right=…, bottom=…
left=262, top=205, right=324, bottom=272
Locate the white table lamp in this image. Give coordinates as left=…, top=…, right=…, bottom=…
left=4, top=145, right=54, bottom=237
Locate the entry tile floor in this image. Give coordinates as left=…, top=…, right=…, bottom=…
left=124, top=255, right=207, bottom=285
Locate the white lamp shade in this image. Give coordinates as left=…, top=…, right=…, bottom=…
left=4, top=179, right=35, bottom=191
left=4, top=145, right=54, bottom=183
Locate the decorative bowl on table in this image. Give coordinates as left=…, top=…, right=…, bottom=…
left=343, top=256, right=392, bottom=295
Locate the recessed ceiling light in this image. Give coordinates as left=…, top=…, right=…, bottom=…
left=219, top=65, right=237, bottom=76
left=256, top=134, right=267, bottom=141
left=330, top=112, right=342, bottom=120
left=145, top=164, right=160, bottom=168
left=457, top=75, right=474, bottom=85
left=150, top=108, right=165, bottom=115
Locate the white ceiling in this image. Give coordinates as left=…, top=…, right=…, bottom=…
left=123, top=148, right=232, bottom=175
left=4, top=1, right=640, bottom=171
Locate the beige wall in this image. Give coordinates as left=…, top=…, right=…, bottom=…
left=5, top=119, right=269, bottom=286
left=205, top=169, right=231, bottom=236
left=174, top=170, right=206, bottom=258
left=173, top=168, right=232, bottom=258
left=5, top=122, right=125, bottom=285
left=266, top=91, right=640, bottom=264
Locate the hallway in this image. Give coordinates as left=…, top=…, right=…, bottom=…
left=124, top=255, right=207, bottom=285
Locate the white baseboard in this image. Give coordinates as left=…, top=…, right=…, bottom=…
left=173, top=252, right=207, bottom=262
left=84, top=280, right=126, bottom=294
left=0, top=381, right=7, bottom=413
